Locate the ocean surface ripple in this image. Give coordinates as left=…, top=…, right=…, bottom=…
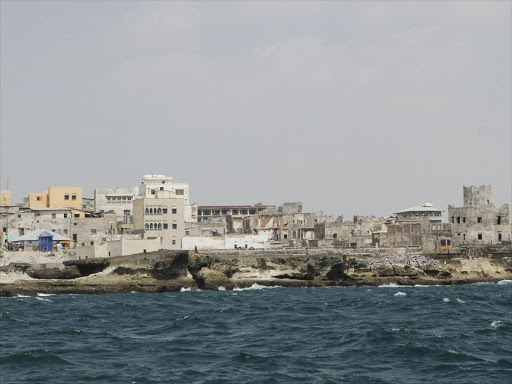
left=1, top=284, right=511, bottom=383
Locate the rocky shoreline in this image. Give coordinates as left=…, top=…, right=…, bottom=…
left=1, top=250, right=511, bottom=297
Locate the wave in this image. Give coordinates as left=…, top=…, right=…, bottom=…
left=16, top=295, right=30, bottom=298
left=35, top=297, right=51, bottom=302
left=36, top=293, right=55, bottom=297
left=456, top=298, right=466, bottom=303
left=233, top=284, right=282, bottom=291
left=443, top=298, right=451, bottom=303
left=498, top=280, right=512, bottom=285
left=378, top=283, right=405, bottom=288
left=218, top=286, right=226, bottom=291
left=394, top=291, right=407, bottom=296
left=491, top=321, right=502, bottom=328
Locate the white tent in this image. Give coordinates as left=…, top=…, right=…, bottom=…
left=11, top=229, right=71, bottom=243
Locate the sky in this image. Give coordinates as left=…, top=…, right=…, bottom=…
left=0, top=1, right=511, bottom=218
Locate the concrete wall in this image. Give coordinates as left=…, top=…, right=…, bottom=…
left=0, top=190, right=12, bottom=205
left=182, top=236, right=225, bottom=251
left=70, top=213, right=118, bottom=246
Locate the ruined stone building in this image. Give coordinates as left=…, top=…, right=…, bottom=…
left=448, top=185, right=510, bottom=246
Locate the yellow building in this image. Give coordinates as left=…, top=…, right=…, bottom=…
left=29, top=187, right=83, bottom=210
left=0, top=190, right=12, bottom=205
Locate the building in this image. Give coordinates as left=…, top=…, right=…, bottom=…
left=197, top=204, right=269, bottom=223
left=448, top=185, right=511, bottom=246
left=0, top=190, right=12, bottom=205
left=94, top=188, right=138, bottom=223
left=28, top=187, right=83, bottom=210
left=133, top=190, right=185, bottom=249
left=138, top=175, right=190, bottom=205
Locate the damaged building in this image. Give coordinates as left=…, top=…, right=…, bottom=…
left=448, top=185, right=511, bottom=246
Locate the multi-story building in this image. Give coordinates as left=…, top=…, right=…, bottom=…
left=138, top=175, right=190, bottom=205
left=133, top=190, right=185, bottom=249
left=94, top=188, right=138, bottom=223
left=28, top=187, right=83, bottom=211
left=448, top=185, right=511, bottom=245
left=197, top=204, right=269, bottom=223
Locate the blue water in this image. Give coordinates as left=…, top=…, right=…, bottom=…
left=1, top=283, right=511, bottom=384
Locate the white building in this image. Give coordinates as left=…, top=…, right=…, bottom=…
left=94, top=188, right=138, bottom=223
left=138, top=175, right=190, bottom=205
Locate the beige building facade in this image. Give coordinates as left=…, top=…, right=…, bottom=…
left=133, top=191, right=185, bottom=249
left=29, top=187, right=83, bottom=210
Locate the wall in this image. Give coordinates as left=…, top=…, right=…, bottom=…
left=182, top=236, right=225, bottom=250
left=0, top=190, right=12, bottom=205
left=70, top=213, right=118, bottom=246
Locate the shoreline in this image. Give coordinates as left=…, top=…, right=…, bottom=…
left=1, top=250, right=511, bottom=297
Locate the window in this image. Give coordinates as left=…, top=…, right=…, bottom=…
left=150, top=208, right=153, bottom=214
left=151, top=189, right=155, bottom=195
left=107, top=196, right=111, bottom=201
left=90, top=242, right=94, bottom=245
left=74, top=213, right=80, bottom=218
left=185, top=230, right=189, bottom=235
left=163, top=224, right=168, bottom=229
left=172, top=208, right=177, bottom=214
left=457, top=217, right=460, bottom=224
left=145, top=208, right=149, bottom=215
left=157, top=208, right=162, bottom=215
left=333, top=233, right=338, bottom=239
left=172, top=240, right=176, bottom=245
left=497, top=216, right=502, bottom=225
left=64, top=194, right=70, bottom=200
left=284, top=234, right=288, bottom=239
left=158, top=223, right=162, bottom=229
left=128, top=197, right=132, bottom=201
left=63, top=229, right=68, bottom=234
left=150, top=223, right=154, bottom=229
left=91, top=229, right=97, bottom=234
left=498, top=234, right=502, bottom=242
left=163, top=208, right=168, bottom=214
left=172, top=224, right=177, bottom=229
left=63, top=213, right=68, bottom=218
left=463, top=217, right=466, bottom=223
left=478, top=234, right=482, bottom=240
left=72, top=194, right=77, bottom=200
left=477, top=217, right=482, bottom=223
left=160, top=187, right=164, bottom=191
left=463, top=234, right=466, bottom=240
left=37, top=196, right=42, bottom=201
left=451, top=216, right=454, bottom=223
left=52, top=213, right=56, bottom=219
left=176, top=189, right=184, bottom=196
left=74, top=222, right=77, bottom=226
left=145, top=224, right=149, bottom=230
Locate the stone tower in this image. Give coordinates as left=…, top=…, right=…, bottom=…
left=463, top=185, right=492, bottom=207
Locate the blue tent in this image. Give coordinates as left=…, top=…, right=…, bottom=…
left=38, top=231, right=54, bottom=252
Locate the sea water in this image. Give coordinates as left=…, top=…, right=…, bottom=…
left=1, top=283, right=511, bottom=383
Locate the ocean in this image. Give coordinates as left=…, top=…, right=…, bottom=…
left=1, top=282, right=511, bottom=383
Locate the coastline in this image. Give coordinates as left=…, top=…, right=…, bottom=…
left=1, top=249, right=511, bottom=297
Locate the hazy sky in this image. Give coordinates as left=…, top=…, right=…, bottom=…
left=1, top=1, right=511, bottom=218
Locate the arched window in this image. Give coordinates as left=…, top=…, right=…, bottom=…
left=157, top=208, right=162, bottom=215
left=158, top=223, right=162, bottom=229
left=150, top=223, right=153, bottom=229
left=145, top=208, right=149, bottom=215
left=145, top=223, right=149, bottom=230
left=333, top=233, right=337, bottom=239
left=150, top=208, right=153, bottom=214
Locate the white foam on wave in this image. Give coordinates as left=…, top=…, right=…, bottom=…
left=456, top=298, right=465, bottom=303
left=378, top=283, right=405, bottom=288
left=218, top=286, right=226, bottom=291
left=233, top=283, right=282, bottom=291
left=16, top=295, right=30, bottom=298
left=498, top=280, right=512, bottom=285
left=443, top=298, right=451, bottom=303
left=180, top=287, right=192, bottom=292
left=35, top=297, right=51, bottom=302
left=491, top=321, right=502, bottom=328
left=394, top=291, right=407, bottom=296
left=37, top=293, right=55, bottom=297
